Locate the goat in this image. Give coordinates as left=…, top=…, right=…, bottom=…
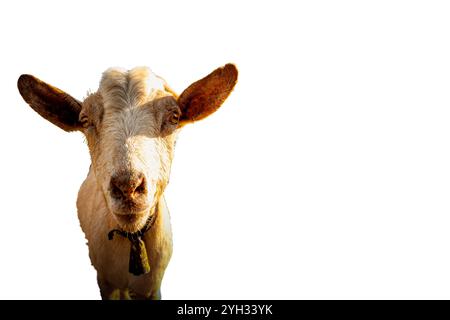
left=17, top=64, right=238, bottom=299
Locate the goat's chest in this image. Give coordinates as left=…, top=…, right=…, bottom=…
left=98, top=236, right=133, bottom=287
left=89, top=229, right=171, bottom=290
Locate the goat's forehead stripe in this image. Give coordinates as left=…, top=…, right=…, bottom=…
left=99, top=67, right=166, bottom=110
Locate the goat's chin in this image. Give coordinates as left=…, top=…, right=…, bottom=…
left=112, top=211, right=149, bottom=232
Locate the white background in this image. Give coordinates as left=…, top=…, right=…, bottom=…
left=0, top=0, right=450, bottom=299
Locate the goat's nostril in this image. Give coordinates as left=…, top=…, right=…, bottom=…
left=135, top=177, right=146, bottom=194
left=110, top=180, right=123, bottom=200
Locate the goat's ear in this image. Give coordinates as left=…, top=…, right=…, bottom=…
left=177, top=63, right=238, bottom=126
left=17, top=74, right=82, bottom=132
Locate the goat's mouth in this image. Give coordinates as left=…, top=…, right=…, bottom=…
left=113, top=211, right=149, bottom=231
left=115, top=213, right=142, bottom=224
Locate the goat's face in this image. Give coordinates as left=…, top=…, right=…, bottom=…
left=18, top=64, right=238, bottom=232
left=81, top=68, right=181, bottom=230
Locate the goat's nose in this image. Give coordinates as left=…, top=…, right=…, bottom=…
left=110, top=171, right=146, bottom=200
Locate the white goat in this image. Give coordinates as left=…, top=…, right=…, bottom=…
left=17, top=64, right=238, bottom=299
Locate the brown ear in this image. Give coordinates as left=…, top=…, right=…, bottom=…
left=177, top=63, right=238, bottom=126
left=17, top=74, right=82, bottom=132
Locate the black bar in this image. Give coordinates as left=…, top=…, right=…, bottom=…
left=1, top=300, right=446, bottom=319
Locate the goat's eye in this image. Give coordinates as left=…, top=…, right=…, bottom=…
left=80, top=115, right=90, bottom=128
left=168, top=112, right=180, bottom=125
left=161, top=107, right=181, bottom=136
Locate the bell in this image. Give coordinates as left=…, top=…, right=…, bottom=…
left=129, top=237, right=151, bottom=276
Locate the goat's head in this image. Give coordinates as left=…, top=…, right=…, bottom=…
left=17, top=64, right=238, bottom=232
